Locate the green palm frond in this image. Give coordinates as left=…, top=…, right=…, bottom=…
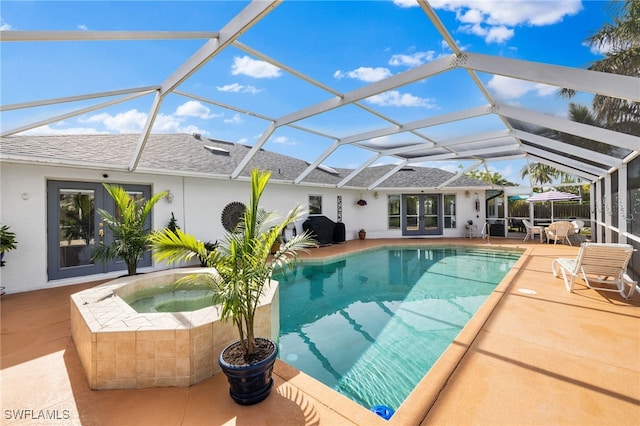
left=150, top=168, right=316, bottom=359
left=92, top=184, right=167, bottom=275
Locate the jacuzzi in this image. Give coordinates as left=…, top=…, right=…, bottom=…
left=70, top=268, right=279, bottom=390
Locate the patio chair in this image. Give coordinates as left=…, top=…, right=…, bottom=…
left=551, top=243, right=637, bottom=299
left=569, top=219, right=585, bottom=244
left=570, top=219, right=584, bottom=233
left=545, top=221, right=574, bottom=245
left=522, top=219, right=544, bottom=242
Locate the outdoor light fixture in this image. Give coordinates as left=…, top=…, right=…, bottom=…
left=475, top=194, right=480, bottom=212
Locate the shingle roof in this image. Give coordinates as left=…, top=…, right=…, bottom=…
left=0, top=133, right=490, bottom=190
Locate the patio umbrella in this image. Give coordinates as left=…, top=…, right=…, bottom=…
left=526, top=191, right=581, bottom=222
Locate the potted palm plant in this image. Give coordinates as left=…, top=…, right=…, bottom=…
left=0, top=225, right=18, bottom=267
left=92, top=184, right=167, bottom=276
left=150, top=169, right=316, bottom=405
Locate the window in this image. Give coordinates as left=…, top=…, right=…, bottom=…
left=444, top=194, right=456, bottom=228
left=388, top=195, right=401, bottom=229
left=309, top=195, right=322, bottom=215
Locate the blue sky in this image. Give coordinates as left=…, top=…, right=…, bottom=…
left=0, top=1, right=612, bottom=186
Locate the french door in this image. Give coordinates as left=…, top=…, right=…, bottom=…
left=47, top=181, right=152, bottom=280
left=402, top=194, right=443, bottom=236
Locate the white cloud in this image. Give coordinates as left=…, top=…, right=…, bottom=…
left=80, top=110, right=148, bottom=133
left=174, top=100, right=221, bottom=119
left=333, top=67, right=392, bottom=82
left=272, top=136, right=296, bottom=145
left=487, top=75, right=556, bottom=100
left=152, top=113, right=203, bottom=134
left=1, top=19, right=14, bottom=31
left=434, top=0, right=582, bottom=26
left=231, top=55, right=282, bottom=79
left=366, top=90, right=435, bottom=108
left=224, top=114, right=242, bottom=124
left=22, top=125, right=108, bottom=136
left=392, top=0, right=418, bottom=8
left=388, top=51, right=436, bottom=68
left=77, top=24, right=88, bottom=31
left=457, top=8, right=484, bottom=24
left=429, top=0, right=582, bottom=44
left=459, top=24, right=514, bottom=44
left=485, top=26, right=514, bottom=44
left=75, top=109, right=207, bottom=134
left=216, top=83, right=261, bottom=94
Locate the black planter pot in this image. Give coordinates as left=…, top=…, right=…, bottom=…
left=218, top=338, right=278, bottom=405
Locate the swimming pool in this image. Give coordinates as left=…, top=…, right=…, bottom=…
left=274, top=245, right=522, bottom=412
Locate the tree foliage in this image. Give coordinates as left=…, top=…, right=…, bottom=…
left=465, top=169, right=517, bottom=186
left=519, top=163, right=570, bottom=187
left=92, top=184, right=167, bottom=276
left=560, top=0, right=640, bottom=136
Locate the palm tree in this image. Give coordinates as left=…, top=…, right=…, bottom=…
left=560, top=0, right=640, bottom=136
left=520, top=162, right=567, bottom=187
left=92, top=184, right=167, bottom=276
left=150, top=169, right=316, bottom=359
left=466, top=169, right=517, bottom=186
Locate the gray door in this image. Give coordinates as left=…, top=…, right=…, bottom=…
left=47, top=181, right=152, bottom=280
left=402, top=194, right=443, bottom=236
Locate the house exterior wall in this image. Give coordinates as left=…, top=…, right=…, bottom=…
left=0, top=162, right=483, bottom=294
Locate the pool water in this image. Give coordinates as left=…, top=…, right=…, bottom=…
left=274, top=246, right=522, bottom=412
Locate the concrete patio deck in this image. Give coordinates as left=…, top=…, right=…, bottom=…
left=1, top=238, right=638, bottom=425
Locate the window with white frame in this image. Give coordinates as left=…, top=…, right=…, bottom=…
left=388, top=195, right=401, bottom=229
left=444, top=194, right=456, bottom=228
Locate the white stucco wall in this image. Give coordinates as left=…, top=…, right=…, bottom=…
left=0, top=162, right=485, bottom=294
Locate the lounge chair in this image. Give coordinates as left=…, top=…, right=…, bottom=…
left=551, top=242, right=637, bottom=299
left=545, top=221, right=574, bottom=245
left=522, top=219, right=544, bottom=242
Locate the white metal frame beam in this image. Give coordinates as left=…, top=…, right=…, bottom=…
left=337, top=154, right=382, bottom=188
left=0, top=30, right=218, bottom=41
left=368, top=161, right=409, bottom=190
left=436, top=160, right=483, bottom=190
left=462, top=52, right=640, bottom=102
left=1, top=90, right=155, bottom=137
left=408, top=144, right=522, bottom=163
left=528, top=154, right=598, bottom=181
left=130, top=0, right=281, bottom=171
left=523, top=145, right=609, bottom=176
left=511, top=129, right=622, bottom=169
left=1, top=86, right=159, bottom=112
left=498, top=104, right=640, bottom=151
